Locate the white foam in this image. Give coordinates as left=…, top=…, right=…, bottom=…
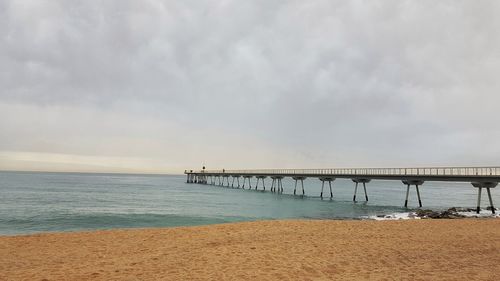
left=367, top=212, right=421, bottom=221
left=457, top=210, right=500, bottom=218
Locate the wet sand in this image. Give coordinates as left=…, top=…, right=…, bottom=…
left=1, top=219, right=499, bottom=280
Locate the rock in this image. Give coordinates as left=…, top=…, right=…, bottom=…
left=445, top=210, right=465, bottom=219
left=416, top=209, right=434, bottom=218
left=427, top=211, right=443, bottom=219
left=416, top=208, right=465, bottom=219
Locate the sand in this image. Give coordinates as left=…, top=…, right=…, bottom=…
left=1, top=219, right=499, bottom=281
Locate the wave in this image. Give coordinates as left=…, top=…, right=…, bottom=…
left=0, top=212, right=251, bottom=236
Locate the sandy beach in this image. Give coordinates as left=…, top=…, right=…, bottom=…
left=1, top=219, right=499, bottom=280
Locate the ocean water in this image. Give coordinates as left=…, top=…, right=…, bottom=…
left=0, top=171, right=498, bottom=235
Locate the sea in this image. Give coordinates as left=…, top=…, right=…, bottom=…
left=1, top=171, right=498, bottom=235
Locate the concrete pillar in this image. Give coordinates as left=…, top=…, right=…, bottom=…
left=352, top=179, right=371, bottom=202
left=472, top=182, right=498, bottom=214
left=292, top=177, right=306, bottom=196
left=319, top=177, right=335, bottom=199
left=255, top=176, right=267, bottom=191
left=402, top=180, right=425, bottom=208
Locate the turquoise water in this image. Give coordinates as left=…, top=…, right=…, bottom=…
left=0, top=171, right=498, bottom=235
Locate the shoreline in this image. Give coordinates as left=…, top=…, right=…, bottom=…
left=2, top=208, right=498, bottom=237
left=2, top=219, right=499, bottom=280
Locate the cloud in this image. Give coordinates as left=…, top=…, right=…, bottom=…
left=1, top=0, right=500, bottom=173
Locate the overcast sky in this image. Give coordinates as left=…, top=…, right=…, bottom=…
left=1, top=0, right=499, bottom=174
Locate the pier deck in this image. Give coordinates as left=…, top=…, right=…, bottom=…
left=185, top=167, right=499, bottom=214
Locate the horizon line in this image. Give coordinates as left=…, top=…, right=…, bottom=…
left=0, top=169, right=184, bottom=176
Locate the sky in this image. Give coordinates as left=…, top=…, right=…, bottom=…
left=1, top=0, right=500, bottom=174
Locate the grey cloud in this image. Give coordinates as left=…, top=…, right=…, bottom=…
left=1, top=0, right=500, bottom=172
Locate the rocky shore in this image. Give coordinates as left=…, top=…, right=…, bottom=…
left=415, top=207, right=498, bottom=219
left=375, top=207, right=499, bottom=220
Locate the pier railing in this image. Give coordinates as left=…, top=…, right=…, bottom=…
left=187, top=167, right=500, bottom=177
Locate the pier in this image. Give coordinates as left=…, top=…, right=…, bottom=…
left=185, top=167, right=499, bottom=214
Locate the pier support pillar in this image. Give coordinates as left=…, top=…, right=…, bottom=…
left=223, top=176, right=230, bottom=187
left=231, top=176, right=241, bottom=188
left=199, top=174, right=206, bottom=184
left=402, top=180, right=424, bottom=208
left=352, top=179, right=371, bottom=202
left=271, top=176, right=284, bottom=193
left=471, top=182, right=497, bottom=214
left=242, top=176, right=253, bottom=189
left=255, top=176, right=267, bottom=191
left=292, top=177, right=306, bottom=196
left=319, top=177, right=335, bottom=199
left=487, top=188, right=495, bottom=214
left=405, top=184, right=410, bottom=207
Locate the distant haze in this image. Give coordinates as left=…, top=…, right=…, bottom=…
left=1, top=1, right=500, bottom=174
